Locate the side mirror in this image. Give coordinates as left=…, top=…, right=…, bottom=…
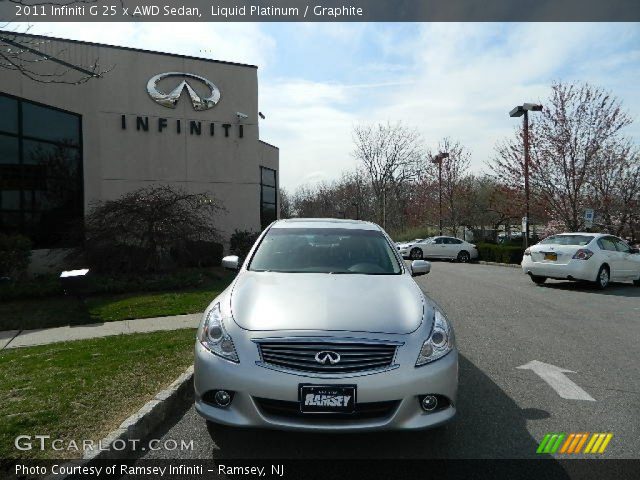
left=630, top=247, right=639, bottom=254
left=411, top=260, right=431, bottom=277
left=222, top=255, right=240, bottom=271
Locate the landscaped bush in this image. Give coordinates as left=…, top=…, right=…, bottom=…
left=0, top=234, right=32, bottom=279
left=171, top=240, right=224, bottom=268
left=229, top=229, right=261, bottom=260
left=80, top=185, right=224, bottom=273
left=476, top=242, right=525, bottom=264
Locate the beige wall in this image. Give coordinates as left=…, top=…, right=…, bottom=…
left=0, top=34, right=278, bottom=243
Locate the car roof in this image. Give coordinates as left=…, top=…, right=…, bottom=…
left=271, top=218, right=381, bottom=231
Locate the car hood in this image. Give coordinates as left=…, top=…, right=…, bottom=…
left=230, top=272, right=425, bottom=334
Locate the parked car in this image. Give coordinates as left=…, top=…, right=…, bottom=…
left=399, top=236, right=478, bottom=263
left=395, top=238, right=424, bottom=250
left=521, top=232, right=640, bottom=289
left=194, top=219, right=458, bottom=431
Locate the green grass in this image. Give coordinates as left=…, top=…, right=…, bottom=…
left=0, top=276, right=232, bottom=331
left=0, top=329, right=196, bottom=460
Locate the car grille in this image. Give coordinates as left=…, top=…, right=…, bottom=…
left=256, top=339, right=398, bottom=373
left=255, top=398, right=400, bottom=421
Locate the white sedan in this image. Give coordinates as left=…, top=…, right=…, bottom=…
left=396, top=238, right=424, bottom=250
left=521, top=232, right=640, bottom=289
left=399, top=236, right=479, bottom=263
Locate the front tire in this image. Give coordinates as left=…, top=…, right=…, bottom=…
left=410, top=248, right=423, bottom=260
left=457, top=250, right=471, bottom=263
left=595, top=265, right=610, bottom=290
left=530, top=275, right=547, bottom=285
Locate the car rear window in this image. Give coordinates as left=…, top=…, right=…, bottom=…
left=539, top=235, right=594, bottom=246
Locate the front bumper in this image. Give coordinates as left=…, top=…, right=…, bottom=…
left=521, top=257, right=598, bottom=281
left=194, top=342, right=458, bottom=431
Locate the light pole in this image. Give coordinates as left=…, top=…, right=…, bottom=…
left=431, top=152, right=449, bottom=235
left=509, top=103, right=542, bottom=249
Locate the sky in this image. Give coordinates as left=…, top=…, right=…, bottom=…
left=16, top=22, right=640, bottom=192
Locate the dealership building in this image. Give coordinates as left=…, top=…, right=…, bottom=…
left=0, top=32, right=279, bottom=269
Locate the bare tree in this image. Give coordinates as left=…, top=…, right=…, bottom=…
left=491, top=81, right=634, bottom=231
left=590, top=140, right=640, bottom=236
left=352, top=122, right=424, bottom=228
left=279, top=188, right=293, bottom=219
left=1, top=8, right=112, bottom=84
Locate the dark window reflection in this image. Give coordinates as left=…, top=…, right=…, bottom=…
left=260, top=166, right=277, bottom=229
left=262, top=185, right=276, bottom=204
left=0, top=134, right=19, bottom=164
left=22, top=101, right=80, bottom=146
left=261, top=167, right=276, bottom=187
left=0, top=94, right=83, bottom=248
left=0, top=96, right=18, bottom=134
left=261, top=203, right=277, bottom=226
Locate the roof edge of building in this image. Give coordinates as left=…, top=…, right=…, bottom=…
left=0, top=30, right=259, bottom=69
left=259, top=139, right=279, bottom=150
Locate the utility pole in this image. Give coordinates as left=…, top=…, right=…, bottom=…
left=509, top=103, right=543, bottom=249
left=431, top=152, right=449, bottom=235
left=523, top=110, right=530, bottom=249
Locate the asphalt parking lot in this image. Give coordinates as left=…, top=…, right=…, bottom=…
left=132, top=262, right=640, bottom=460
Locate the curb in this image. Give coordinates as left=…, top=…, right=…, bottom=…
left=476, top=261, right=521, bottom=269
left=85, top=365, right=194, bottom=461
left=46, top=365, right=194, bottom=479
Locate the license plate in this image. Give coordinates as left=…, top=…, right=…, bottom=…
left=299, top=385, right=356, bottom=413
left=544, top=252, right=557, bottom=261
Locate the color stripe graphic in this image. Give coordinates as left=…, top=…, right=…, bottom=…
left=537, top=433, right=613, bottom=454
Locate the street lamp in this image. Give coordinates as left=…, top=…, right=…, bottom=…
left=509, top=102, right=543, bottom=249
left=431, top=152, right=449, bottom=235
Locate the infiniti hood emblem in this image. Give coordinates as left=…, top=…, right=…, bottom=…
left=315, top=351, right=341, bottom=365
left=146, top=72, right=221, bottom=111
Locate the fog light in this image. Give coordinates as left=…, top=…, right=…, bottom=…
left=421, top=395, right=438, bottom=412
left=214, top=390, right=232, bottom=407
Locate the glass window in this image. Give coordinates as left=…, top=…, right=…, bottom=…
left=22, top=102, right=80, bottom=146
left=0, top=96, right=83, bottom=248
left=0, top=190, right=20, bottom=210
left=23, top=140, right=81, bottom=175
left=0, top=134, right=19, bottom=164
left=260, top=166, right=277, bottom=230
left=598, top=238, right=617, bottom=251
left=0, top=96, right=18, bottom=134
left=613, top=238, right=631, bottom=253
left=540, top=235, right=594, bottom=246
left=434, top=238, right=445, bottom=244
left=249, top=228, right=401, bottom=274
left=261, top=202, right=277, bottom=227
left=261, top=167, right=276, bottom=187
left=262, top=185, right=276, bottom=204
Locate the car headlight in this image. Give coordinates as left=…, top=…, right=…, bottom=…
left=416, top=309, right=454, bottom=366
left=199, top=303, right=239, bottom=363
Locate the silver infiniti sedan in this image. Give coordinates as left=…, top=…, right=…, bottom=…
left=194, top=219, right=458, bottom=431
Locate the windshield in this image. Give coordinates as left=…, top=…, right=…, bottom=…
left=539, top=235, right=594, bottom=246
left=249, top=228, right=402, bottom=274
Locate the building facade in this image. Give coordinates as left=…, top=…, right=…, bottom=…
left=0, top=32, right=278, bottom=259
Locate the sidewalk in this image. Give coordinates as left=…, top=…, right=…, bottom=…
left=0, top=312, right=202, bottom=350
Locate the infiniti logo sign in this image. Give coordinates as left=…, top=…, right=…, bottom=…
left=314, top=351, right=341, bottom=365
left=146, top=72, right=221, bottom=111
